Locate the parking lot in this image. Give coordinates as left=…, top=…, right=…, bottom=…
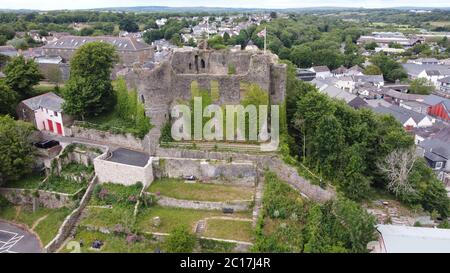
left=0, top=221, right=42, bottom=253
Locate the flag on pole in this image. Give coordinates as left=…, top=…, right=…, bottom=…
left=257, top=27, right=267, bottom=54
left=257, top=28, right=266, bottom=38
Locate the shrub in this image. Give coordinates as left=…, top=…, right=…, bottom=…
left=164, top=226, right=197, bottom=253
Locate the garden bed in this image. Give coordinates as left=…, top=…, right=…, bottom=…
left=147, top=178, right=254, bottom=202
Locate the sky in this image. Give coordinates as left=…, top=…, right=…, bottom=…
left=1, top=0, right=449, bottom=11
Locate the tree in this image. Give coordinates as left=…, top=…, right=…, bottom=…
left=364, top=65, right=382, bottom=75
left=377, top=148, right=417, bottom=197
left=409, top=78, right=435, bottom=95
left=0, top=115, right=35, bottom=186
left=46, top=65, right=62, bottom=87
left=4, top=56, right=42, bottom=99
left=289, top=46, right=313, bottom=68
left=63, top=41, right=118, bottom=119
left=370, top=53, right=407, bottom=82
left=143, top=29, right=162, bottom=44
left=165, top=226, right=197, bottom=253
left=119, top=16, right=139, bottom=32
left=0, top=80, right=17, bottom=115
left=364, top=42, right=377, bottom=50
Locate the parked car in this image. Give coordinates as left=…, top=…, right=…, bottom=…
left=34, top=140, right=60, bottom=149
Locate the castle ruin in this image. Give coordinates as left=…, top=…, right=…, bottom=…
left=124, top=48, right=287, bottom=129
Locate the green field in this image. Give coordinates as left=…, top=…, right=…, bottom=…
left=148, top=178, right=254, bottom=202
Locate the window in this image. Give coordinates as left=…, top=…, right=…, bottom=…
left=54, top=111, right=58, bottom=117
left=436, top=162, right=443, bottom=169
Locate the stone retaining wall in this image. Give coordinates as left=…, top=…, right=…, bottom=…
left=0, top=187, right=81, bottom=209
left=155, top=147, right=335, bottom=203
left=146, top=193, right=252, bottom=212
left=69, top=125, right=147, bottom=151
left=44, top=175, right=98, bottom=253
left=153, top=157, right=256, bottom=186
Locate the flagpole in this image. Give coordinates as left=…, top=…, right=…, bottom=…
left=264, top=27, right=267, bottom=54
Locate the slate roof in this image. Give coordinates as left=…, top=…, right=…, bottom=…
left=353, top=75, right=384, bottom=84
left=423, top=94, right=450, bottom=106
left=425, top=70, right=441, bottom=76
left=420, top=138, right=450, bottom=161
left=21, top=92, right=64, bottom=112
left=348, top=96, right=369, bottom=109
left=372, top=104, right=428, bottom=124
left=376, top=225, right=450, bottom=253
left=438, top=76, right=450, bottom=84
left=43, top=36, right=151, bottom=51
left=312, top=79, right=357, bottom=103
left=311, top=66, right=330, bottom=73
left=402, top=63, right=450, bottom=77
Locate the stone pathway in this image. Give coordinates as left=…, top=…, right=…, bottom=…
left=195, top=220, right=206, bottom=234
left=31, top=215, right=48, bottom=230
left=252, top=171, right=264, bottom=227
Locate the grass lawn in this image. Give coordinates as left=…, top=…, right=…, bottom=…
left=61, top=229, right=160, bottom=253
left=82, top=110, right=152, bottom=139
left=0, top=205, right=70, bottom=245
left=148, top=178, right=254, bottom=202
left=4, top=173, right=44, bottom=189
left=80, top=207, right=135, bottom=230
left=135, top=206, right=252, bottom=234
left=203, top=219, right=254, bottom=242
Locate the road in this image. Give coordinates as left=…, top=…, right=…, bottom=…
left=0, top=221, right=42, bottom=253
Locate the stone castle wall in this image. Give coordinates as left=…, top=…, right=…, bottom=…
left=125, top=49, right=286, bottom=130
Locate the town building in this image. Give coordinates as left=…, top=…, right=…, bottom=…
left=42, top=36, right=153, bottom=66
left=16, top=92, right=72, bottom=136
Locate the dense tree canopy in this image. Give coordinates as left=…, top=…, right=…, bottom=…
left=0, top=115, right=35, bottom=186
left=63, top=41, right=118, bottom=119
left=4, top=56, right=42, bottom=99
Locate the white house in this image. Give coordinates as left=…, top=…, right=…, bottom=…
left=418, top=70, right=447, bottom=89
left=17, top=92, right=72, bottom=136
left=309, top=66, right=332, bottom=78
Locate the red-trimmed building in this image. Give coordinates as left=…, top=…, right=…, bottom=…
left=428, top=100, right=450, bottom=121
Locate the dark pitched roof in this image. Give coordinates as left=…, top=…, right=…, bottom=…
left=421, top=138, right=450, bottom=160
left=348, top=96, right=369, bottom=109
left=43, top=36, right=151, bottom=51
left=372, top=104, right=428, bottom=124
left=425, top=70, right=441, bottom=76
left=354, top=75, right=384, bottom=84
left=438, top=76, right=450, bottom=84
left=312, top=66, right=330, bottom=73
left=21, top=92, right=64, bottom=112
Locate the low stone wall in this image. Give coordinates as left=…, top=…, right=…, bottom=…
left=0, top=187, right=80, bottom=209
left=146, top=193, right=252, bottom=212
left=70, top=125, right=146, bottom=151
left=155, top=147, right=335, bottom=203
left=94, top=152, right=154, bottom=187
left=153, top=157, right=256, bottom=186
left=45, top=175, right=98, bottom=253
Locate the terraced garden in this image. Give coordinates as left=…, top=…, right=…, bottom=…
left=147, top=178, right=254, bottom=202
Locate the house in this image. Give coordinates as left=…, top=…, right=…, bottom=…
left=372, top=105, right=434, bottom=130
left=16, top=92, right=72, bottom=136
left=424, top=95, right=450, bottom=121
left=353, top=75, right=384, bottom=87
left=399, top=100, right=429, bottom=114
left=370, top=225, right=450, bottom=253
left=335, top=76, right=355, bottom=92
left=417, top=70, right=446, bottom=89
left=382, top=88, right=426, bottom=105
left=402, top=63, right=450, bottom=80
left=309, top=66, right=331, bottom=78
left=296, top=68, right=316, bottom=82
left=409, top=58, right=440, bottom=65
left=438, top=76, right=450, bottom=94
left=312, top=78, right=368, bottom=109
left=42, top=36, right=153, bottom=66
